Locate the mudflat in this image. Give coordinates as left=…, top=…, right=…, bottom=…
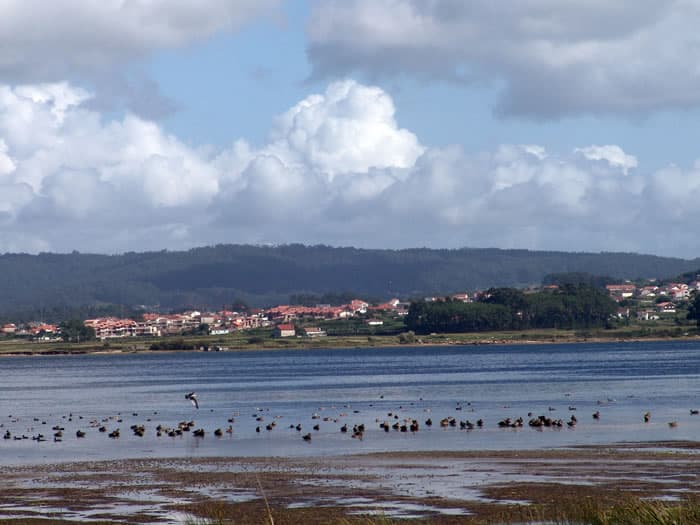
left=3, top=441, right=700, bottom=524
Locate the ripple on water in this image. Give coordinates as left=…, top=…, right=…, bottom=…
left=344, top=500, right=470, bottom=518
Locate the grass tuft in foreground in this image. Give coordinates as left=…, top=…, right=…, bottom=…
left=578, top=497, right=700, bottom=525
left=501, top=495, right=700, bottom=525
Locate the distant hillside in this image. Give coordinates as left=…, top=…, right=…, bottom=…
left=0, top=244, right=698, bottom=321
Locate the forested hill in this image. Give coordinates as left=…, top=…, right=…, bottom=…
left=0, top=244, right=698, bottom=320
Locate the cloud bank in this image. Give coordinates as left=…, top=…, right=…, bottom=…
left=1, top=79, right=699, bottom=257
left=307, top=0, right=700, bottom=117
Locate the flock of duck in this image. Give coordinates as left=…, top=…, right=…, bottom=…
left=1, top=393, right=697, bottom=445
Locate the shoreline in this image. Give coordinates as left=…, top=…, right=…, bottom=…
left=1, top=332, right=699, bottom=357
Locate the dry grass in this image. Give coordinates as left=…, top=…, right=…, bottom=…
left=523, top=495, right=700, bottom=525
left=175, top=496, right=700, bottom=525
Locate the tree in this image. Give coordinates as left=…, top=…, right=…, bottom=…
left=688, top=292, right=700, bottom=327
left=482, top=288, right=529, bottom=329
left=59, top=319, right=96, bottom=342
left=184, top=323, right=209, bottom=336
left=405, top=284, right=616, bottom=334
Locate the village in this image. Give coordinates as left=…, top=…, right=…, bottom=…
left=0, top=297, right=409, bottom=341
left=605, top=280, right=700, bottom=320
left=1, top=278, right=699, bottom=342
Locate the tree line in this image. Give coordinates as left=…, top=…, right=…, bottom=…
left=405, top=285, right=618, bottom=334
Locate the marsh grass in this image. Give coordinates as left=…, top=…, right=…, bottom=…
left=5, top=493, right=695, bottom=525
left=498, top=495, right=700, bottom=525
left=577, top=496, right=700, bottom=525
left=179, top=496, right=700, bottom=525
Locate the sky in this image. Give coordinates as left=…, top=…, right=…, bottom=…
left=1, top=1, right=700, bottom=258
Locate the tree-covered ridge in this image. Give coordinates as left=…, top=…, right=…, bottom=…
left=0, top=244, right=697, bottom=321
left=405, top=285, right=618, bottom=334
left=542, top=272, right=619, bottom=289
left=670, top=268, right=700, bottom=284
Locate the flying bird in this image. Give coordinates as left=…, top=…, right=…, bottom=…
left=185, top=392, right=199, bottom=409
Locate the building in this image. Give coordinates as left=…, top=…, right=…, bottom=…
left=84, top=317, right=138, bottom=340
left=637, top=310, right=660, bottom=321
left=638, top=286, right=658, bottom=298
left=605, top=284, right=637, bottom=299
left=303, top=327, right=326, bottom=337
left=615, top=308, right=630, bottom=319
left=349, top=300, right=369, bottom=314
left=655, top=302, right=676, bottom=314
left=664, top=283, right=690, bottom=300
left=274, top=323, right=296, bottom=337
left=368, top=298, right=401, bottom=312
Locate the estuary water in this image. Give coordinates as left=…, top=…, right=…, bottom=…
left=2, top=340, right=700, bottom=465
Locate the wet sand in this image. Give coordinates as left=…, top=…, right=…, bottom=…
left=3, top=441, right=700, bottom=524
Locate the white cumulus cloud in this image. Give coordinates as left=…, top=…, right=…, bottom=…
left=575, top=145, right=638, bottom=174
left=0, top=139, right=15, bottom=176
left=268, top=80, right=424, bottom=179
left=0, top=79, right=699, bottom=257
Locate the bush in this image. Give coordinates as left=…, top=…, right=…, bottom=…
left=149, top=339, right=196, bottom=351
left=398, top=331, right=416, bottom=344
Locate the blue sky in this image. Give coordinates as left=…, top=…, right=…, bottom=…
left=150, top=1, right=700, bottom=169
left=1, top=1, right=699, bottom=257
left=151, top=2, right=312, bottom=148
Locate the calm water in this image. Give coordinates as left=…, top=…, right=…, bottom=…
left=2, top=340, right=700, bottom=465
